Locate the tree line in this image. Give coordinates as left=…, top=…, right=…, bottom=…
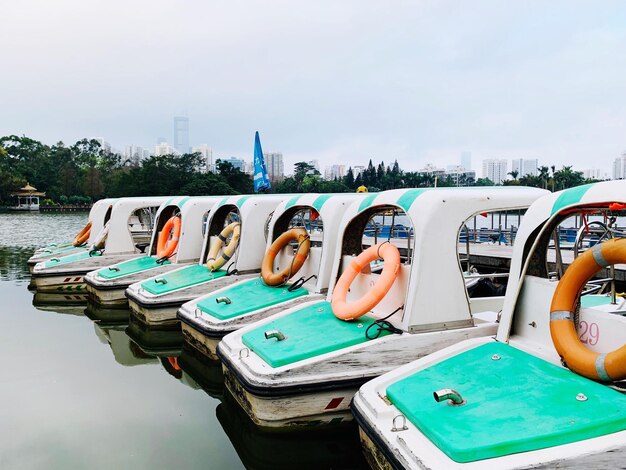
left=0, top=135, right=600, bottom=205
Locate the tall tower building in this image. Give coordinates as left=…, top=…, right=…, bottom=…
left=173, top=116, right=189, bottom=154
left=482, top=159, right=508, bottom=184
left=613, top=152, right=626, bottom=180
left=264, top=152, right=284, bottom=181
left=461, top=151, right=472, bottom=171
left=511, top=158, right=538, bottom=177
left=192, top=144, right=213, bottom=172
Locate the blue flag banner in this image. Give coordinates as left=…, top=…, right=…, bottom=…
left=253, top=131, right=271, bottom=192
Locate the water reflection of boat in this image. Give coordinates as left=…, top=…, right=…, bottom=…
left=32, top=291, right=88, bottom=316
left=217, top=390, right=369, bottom=470
left=93, top=323, right=158, bottom=367
left=83, top=303, right=130, bottom=326
left=159, top=356, right=202, bottom=390
left=177, top=343, right=225, bottom=400
left=125, top=315, right=184, bottom=356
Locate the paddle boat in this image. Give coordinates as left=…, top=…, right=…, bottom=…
left=31, top=197, right=167, bottom=292
left=28, top=198, right=117, bottom=269
left=217, top=187, right=548, bottom=429
left=85, top=196, right=219, bottom=308
left=125, top=194, right=290, bottom=326
left=352, top=181, right=626, bottom=469
left=177, top=193, right=365, bottom=359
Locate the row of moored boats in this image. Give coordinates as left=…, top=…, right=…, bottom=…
left=28, top=182, right=626, bottom=469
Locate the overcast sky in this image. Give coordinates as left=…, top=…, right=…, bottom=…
left=2, top=0, right=626, bottom=176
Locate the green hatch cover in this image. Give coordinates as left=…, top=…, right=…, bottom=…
left=44, top=250, right=101, bottom=268
left=141, top=264, right=226, bottom=295
left=241, top=301, right=389, bottom=368
left=386, top=341, right=626, bottom=463
left=581, top=294, right=614, bottom=308
left=42, top=245, right=84, bottom=256
left=96, top=256, right=169, bottom=280
left=196, top=278, right=308, bottom=320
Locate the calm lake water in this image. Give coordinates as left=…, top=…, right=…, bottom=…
left=0, top=212, right=369, bottom=469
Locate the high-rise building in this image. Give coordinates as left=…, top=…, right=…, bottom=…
left=353, top=165, right=366, bottom=177
left=583, top=168, right=607, bottom=180
left=218, top=157, right=245, bottom=172
left=446, top=165, right=476, bottom=186
left=94, top=138, right=111, bottom=153
left=173, top=116, right=189, bottom=154
left=192, top=144, right=213, bottom=173
left=461, top=151, right=472, bottom=171
left=154, top=142, right=179, bottom=156
left=613, top=153, right=626, bottom=180
left=511, top=158, right=538, bottom=177
left=124, top=145, right=148, bottom=165
left=264, top=152, right=284, bottom=181
left=244, top=161, right=254, bottom=175
left=482, top=159, right=508, bottom=184
left=307, top=160, right=320, bottom=173
left=324, top=164, right=346, bottom=180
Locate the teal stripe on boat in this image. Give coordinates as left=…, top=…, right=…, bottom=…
left=217, top=197, right=231, bottom=209
left=177, top=196, right=191, bottom=208
left=236, top=195, right=252, bottom=208
left=358, top=193, right=379, bottom=213
left=285, top=195, right=302, bottom=209
left=551, top=183, right=595, bottom=215
left=397, top=189, right=428, bottom=212
left=312, top=194, right=333, bottom=211
left=163, top=197, right=175, bottom=207
left=241, top=301, right=389, bottom=368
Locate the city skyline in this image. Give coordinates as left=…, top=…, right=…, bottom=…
left=3, top=1, right=626, bottom=178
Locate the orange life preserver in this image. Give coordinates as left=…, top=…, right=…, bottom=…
left=157, top=216, right=181, bottom=259
left=332, top=242, right=401, bottom=321
left=550, top=238, right=626, bottom=382
left=73, top=222, right=92, bottom=246
left=261, top=228, right=311, bottom=286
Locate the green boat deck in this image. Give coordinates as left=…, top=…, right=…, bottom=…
left=140, top=264, right=226, bottom=295
left=197, top=278, right=308, bottom=320
left=41, top=245, right=84, bottom=256
left=43, top=250, right=101, bottom=268
left=386, top=341, right=626, bottom=463
left=241, top=301, right=389, bottom=368
left=97, top=256, right=169, bottom=280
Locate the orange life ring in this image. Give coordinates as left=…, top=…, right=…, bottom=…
left=261, top=228, right=311, bottom=286
left=550, top=238, right=626, bottom=381
left=73, top=222, right=92, bottom=246
left=332, top=242, right=401, bottom=321
left=157, top=216, right=181, bottom=259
